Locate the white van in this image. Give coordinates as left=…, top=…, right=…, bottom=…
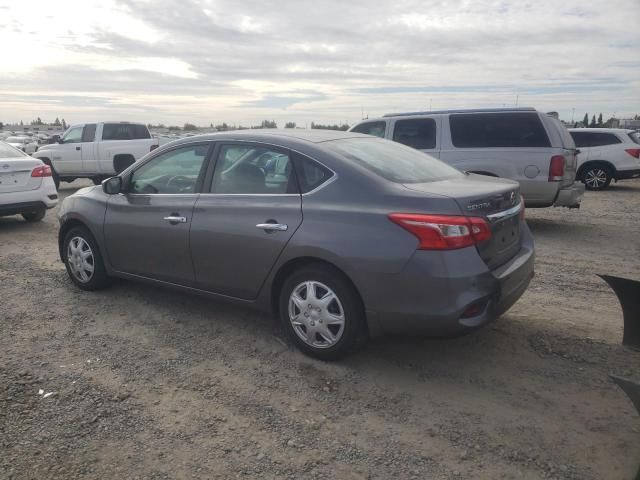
left=350, top=108, right=584, bottom=208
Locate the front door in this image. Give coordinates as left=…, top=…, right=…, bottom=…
left=104, top=143, right=211, bottom=285
left=190, top=143, right=302, bottom=299
left=54, top=125, right=84, bottom=174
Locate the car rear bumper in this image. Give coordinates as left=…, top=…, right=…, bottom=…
left=363, top=223, right=535, bottom=337
left=616, top=169, right=640, bottom=180
left=0, top=180, right=58, bottom=216
left=553, top=182, right=584, bottom=208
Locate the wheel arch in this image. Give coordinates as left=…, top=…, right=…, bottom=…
left=577, top=160, right=617, bottom=179
left=112, top=153, right=136, bottom=174
left=269, top=256, right=368, bottom=333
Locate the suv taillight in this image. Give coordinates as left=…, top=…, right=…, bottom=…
left=31, top=165, right=52, bottom=177
left=389, top=213, right=491, bottom=250
left=625, top=148, right=640, bottom=159
left=549, top=155, right=565, bottom=181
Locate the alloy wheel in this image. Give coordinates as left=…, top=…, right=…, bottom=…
left=584, top=168, right=608, bottom=189
left=67, top=236, right=95, bottom=283
left=288, top=281, right=345, bottom=349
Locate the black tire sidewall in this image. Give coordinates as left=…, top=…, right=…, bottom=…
left=62, top=226, right=111, bottom=291
left=22, top=210, right=45, bottom=222
left=278, top=264, right=364, bottom=360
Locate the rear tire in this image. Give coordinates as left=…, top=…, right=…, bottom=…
left=62, top=226, right=112, bottom=291
left=278, top=263, right=366, bottom=360
left=22, top=210, right=45, bottom=222
left=582, top=164, right=612, bottom=191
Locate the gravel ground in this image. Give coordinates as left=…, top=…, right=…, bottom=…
left=1, top=179, right=639, bottom=479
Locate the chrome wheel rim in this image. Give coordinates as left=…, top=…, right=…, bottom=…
left=585, top=169, right=608, bottom=188
left=288, top=281, right=345, bottom=349
left=67, top=236, right=95, bottom=283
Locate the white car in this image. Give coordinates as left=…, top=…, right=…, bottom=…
left=0, top=141, right=58, bottom=222
left=569, top=128, right=640, bottom=190
left=5, top=136, right=39, bottom=155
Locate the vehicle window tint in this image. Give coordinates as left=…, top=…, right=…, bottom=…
left=629, top=132, right=640, bottom=145
left=324, top=137, right=461, bottom=183
left=103, top=123, right=149, bottom=140
left=293, top=154, right=333, bottom=193
left=212, top=144, right=297, bottom=194
left=569, top=131, right=590, bottom=148
left=351, top=121, right=386, bottom=138
left=82, top=124, right=96, bottom=143
left=450, top=113, right=551, bottom=148
left=61, top=126, right=83, bottom=144
left=393, top=118, right=436, bottom=149
left=133, top=124, right=151, bottom=139
left=129, top=145, right=208, bottom=194
left=570, top=132, right=622, bottom=147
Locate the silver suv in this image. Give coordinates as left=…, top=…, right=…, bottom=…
left=350, top=108, right=584, bottom=208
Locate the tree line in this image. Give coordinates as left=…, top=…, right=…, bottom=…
left=147, top=120, right=350, bottom=132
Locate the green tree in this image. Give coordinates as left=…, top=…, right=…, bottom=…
left=285, top=122, right=296, bottom=128
left=53, top=117, right=61, bottom=126
left=168, top=125, right=181, bottom=131
left=61, top=119, right=67, bottom=129
left=257, top=120, right=277, bottom=129
left=589, top=115, right=597, bottom=128
left=310, top=122, right=350, bottom=131
left=183, top=123, right=198, bottom=131
left=583, top=113, right=589, bottom=127
left=597, top=113, right=603, bottom=127
left=0, top=122, right=4, bottom=130
left=19, top=120, right=24, bottom=126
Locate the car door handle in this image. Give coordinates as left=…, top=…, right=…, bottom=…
left=163, top=215, right=187, bottom=224
left=75, top=146, right=81, bottom=151
left=256, top=223, right=288, bottom=232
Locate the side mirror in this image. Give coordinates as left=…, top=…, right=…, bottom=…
left=102, top=176, right=122, bottom=195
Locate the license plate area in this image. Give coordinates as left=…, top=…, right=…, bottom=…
left=491, top=215, right=520, bottom=254
left=0, top=172, right=20, bottom=185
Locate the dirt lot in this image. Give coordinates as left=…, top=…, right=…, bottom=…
left=1, top=179, right=639, bottom=480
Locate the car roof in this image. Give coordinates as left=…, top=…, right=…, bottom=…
left=568, top=128, right=636, bottom=133
left=168, top=129, right=370, bottom=147
left=381, top=107, right=537, bottom=118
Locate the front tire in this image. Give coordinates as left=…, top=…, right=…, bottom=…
left=278, top=263, right=365, bottom=360
left=22, top=210, right=46, bottom=222
left=582, top=165, right=612, bottom=191
left=63, top=226, right=112, bottom=291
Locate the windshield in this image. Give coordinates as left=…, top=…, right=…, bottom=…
left=5, top=136, right=27, bottom=143
left=0, top=142, right=28, bottom=158
left=324, top=137, right=462, bottom=183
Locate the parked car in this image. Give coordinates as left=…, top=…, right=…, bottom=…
left=0, top=141, right=58, bottom=222
left=568, top=128, right=640, bottom=190
left=350, top=107, right=584, bottom=209
left=33, top=122, right=159, bottom=188
left=5, top=136, right=39, bottom=155
left=57, top=130, right=534, bottom=359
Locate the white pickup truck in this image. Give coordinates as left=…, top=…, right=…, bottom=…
left=33, top=122, right=159, bottom=188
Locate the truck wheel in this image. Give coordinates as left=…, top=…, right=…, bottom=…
left=114, top=155, right=135, bottom=174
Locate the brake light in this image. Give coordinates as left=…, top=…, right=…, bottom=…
left=388, top=213, right=491, bottom=250
left=31, top=165, right=52, bottom=177
left=549, top=155, right=565, bottom=181
left=150, top=144, right=159, bottom=152
left=625, top=148, right=640, bottom=159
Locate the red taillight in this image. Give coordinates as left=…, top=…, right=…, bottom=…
left=625, top=148, right=640, bottom=159
left=388, top=213, right=491, bottom=250
left=31, top=165, right=52, bottom=177
left=150, top=144, right=159, bottom=152
left=549, top=155, right=565, bottom=181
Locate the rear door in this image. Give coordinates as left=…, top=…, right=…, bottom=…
left=190, top=142, right=302, bottom=299
left=104, top=143, right=211, bottom=285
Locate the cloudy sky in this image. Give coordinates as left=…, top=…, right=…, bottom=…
left=1, top=0, right=639, bottom=127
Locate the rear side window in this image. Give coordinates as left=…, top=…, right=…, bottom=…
left=102, top=123, right=151, bottom=140
left=81, top=124, right=96, bottom=143
left=351, top=121, right=386, bottom=138
left=293, top=153, right=333, bottom=193
left=570, top=132, right=622, bottom=147
left=393, top=118, right=436, bottom=149
left=324, top=137, right=461, bottom=183
left=450, top=113, right=550, bottom=148
left=629, top=132, right=640, bottom=145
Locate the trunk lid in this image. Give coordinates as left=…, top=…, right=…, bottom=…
left=0, top=158, right=43, bottom=193
left=403, top=174, right=523, bottom=269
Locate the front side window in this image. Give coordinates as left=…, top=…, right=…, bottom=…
left=393, top=118, right=437, bottom=149
left=61, top=126, right=83, bottom=144
left=351, top=121, right=387, bottom=138
left=211, top=144, right=297, bottom=194
left=450, top=113, right=551, bottom=148
left=324, top=137, right=461, bottom=183
left=129, top=145, right=209, bottom=194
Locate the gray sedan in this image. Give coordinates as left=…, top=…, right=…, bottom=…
left=57, top=130, right=534, bottom=359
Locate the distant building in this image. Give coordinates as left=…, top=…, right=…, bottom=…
left=620, top=118, right=640, bottom=130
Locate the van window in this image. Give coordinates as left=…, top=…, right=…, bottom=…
left=351, top=121, right=386, bottom=138
left=450, top=113, right=551, bottom=148
left=393, top=118, right=436, bottom=149
left=570, top=131, right=622, bottom=148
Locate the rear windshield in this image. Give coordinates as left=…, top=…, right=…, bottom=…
left=0, top=142, right=28, bottom=158
left=629, top=132, right=640, bottom=145
left=102, top=123, right=151, bottom=140
left=324, top=137, right=462, bottom=183
left=450, top=112, right=551, bottom=148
